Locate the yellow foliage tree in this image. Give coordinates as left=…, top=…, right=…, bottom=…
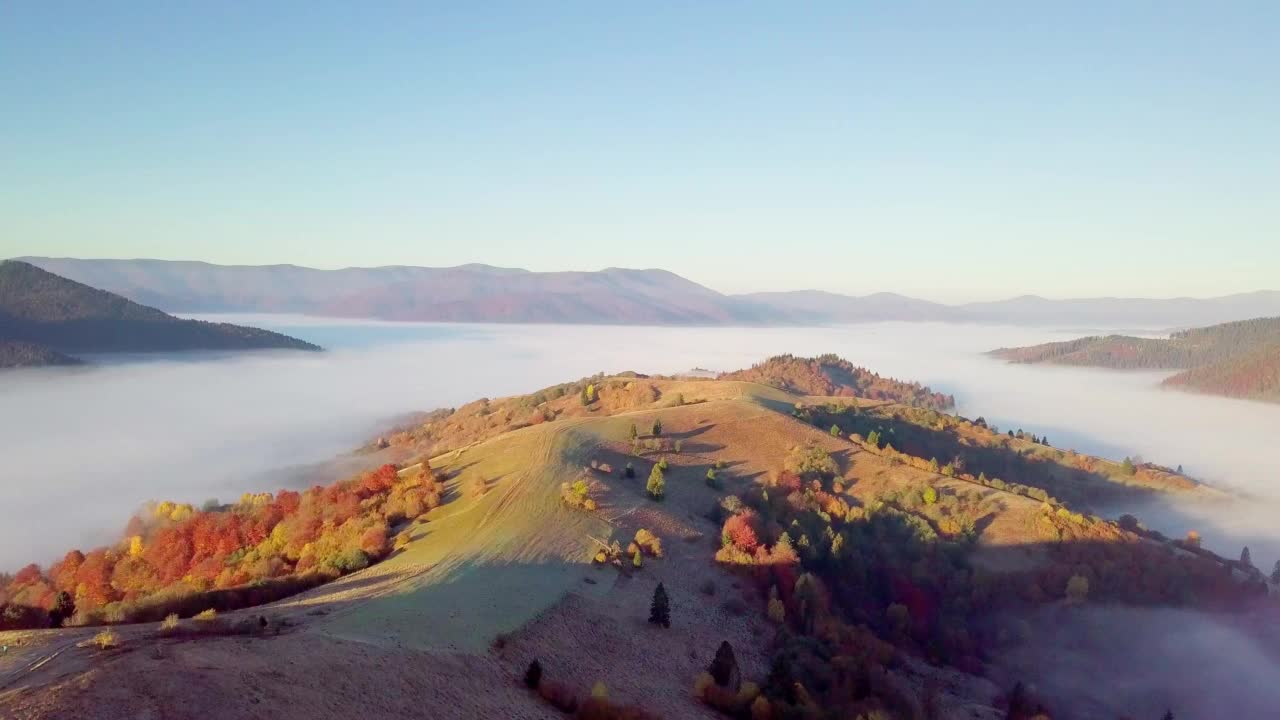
left=1066, top=574, right=1089, bottom=603
left=693, top=671, right=714, bottom=699
left=767, top=596, right=786, bottom=624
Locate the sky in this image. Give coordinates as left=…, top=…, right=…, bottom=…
left=1, top=2, right=1276, bottom=302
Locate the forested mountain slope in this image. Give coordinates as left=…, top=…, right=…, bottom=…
left=0, top=261, right=320, bottom=366
left=990, top=317, right=1280, bottom=402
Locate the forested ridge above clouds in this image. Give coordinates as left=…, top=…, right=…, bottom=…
left=0, top=260, right=319, bottom=366
left=990, top=316, right=1280, bottom=403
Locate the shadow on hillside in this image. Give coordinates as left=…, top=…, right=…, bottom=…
left=980, top=419, right=1140, bottom=465
left=584, top=445, right=772, bottom=497
left=824, top=410, right=1173, bottom=510
left=1097, top=491, right=1280, bottom=571
left=661, top=424, right=716, bottom=442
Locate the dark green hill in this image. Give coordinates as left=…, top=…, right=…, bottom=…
left=0, top=340, right=82, bottom=368
left=990, top=316, right=1280, bottom=402
left=0, top=260, right=320, bottom=365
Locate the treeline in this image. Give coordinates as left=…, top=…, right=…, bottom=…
left=0, top=340, right=82, bottom=368
left=0, top=462, right=443, bottom=630
left=991, top=316, right=1280, bottom=372
left=796, top=402, right=1194, bottom=506
left=1162, top=344, right=1280, bottom=403
left=719, top=353, right=954, bottom=410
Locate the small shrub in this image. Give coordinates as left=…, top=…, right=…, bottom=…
left=524, top=659, right=542, bottom=689
left=767, top=596, right=785, bottom=624
left=93, top=629, right=121, bottom=650
left=703, top=684, right=741, bottom=714
left=634, top=529, right=663, bottom=557
left=160, top=613, right=180, bottom=634
left=649, top=582, right=671, bottom=627
left=194, top=608, right=218, bottom=621
left=327, top=548, right=370, bottom=574
left=538, top=680, right=579, bottom=713
left=708, top=640, right=739, bottom=688
left=1066, top=574, right=1090, bottom=603
left=646, top=465, right=666, bottom=501
left=694, top=671, right=715, bottom=699
left=562, top=479, right=593, bottom=509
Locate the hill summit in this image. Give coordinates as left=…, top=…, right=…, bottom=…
left=0, top=355, right=1264, bottom=720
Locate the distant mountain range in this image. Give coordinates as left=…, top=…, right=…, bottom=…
left=0, top=261, right=320, bottom=368
left=990, top=316, right=1280, bottom=403
left=18, top=257, right=1280, bottom=328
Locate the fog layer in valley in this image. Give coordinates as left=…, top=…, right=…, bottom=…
left=3, top=318, right=1278, bottom=573
left=992, top=605, right=1280, bottom=719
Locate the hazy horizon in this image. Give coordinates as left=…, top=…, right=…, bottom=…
left=11, top=255, right=1280, bottom=303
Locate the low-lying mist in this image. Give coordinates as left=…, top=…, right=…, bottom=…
left=3, top=317, right=1278, bottom=577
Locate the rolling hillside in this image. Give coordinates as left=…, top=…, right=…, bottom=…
left=990, top=316, right=1280, bottom=403
left=0, top=261, right=320, bottom=366
left=2, top=355, right=1266, bottom=719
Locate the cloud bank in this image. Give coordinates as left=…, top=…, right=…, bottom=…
left=2, top=319, right=1277, bottom=575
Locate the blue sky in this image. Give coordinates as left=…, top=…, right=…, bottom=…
left=2, top=2, right=1275, bottom=301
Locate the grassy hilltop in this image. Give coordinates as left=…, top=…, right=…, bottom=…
left=0, top=355, right=1270, bottom=720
